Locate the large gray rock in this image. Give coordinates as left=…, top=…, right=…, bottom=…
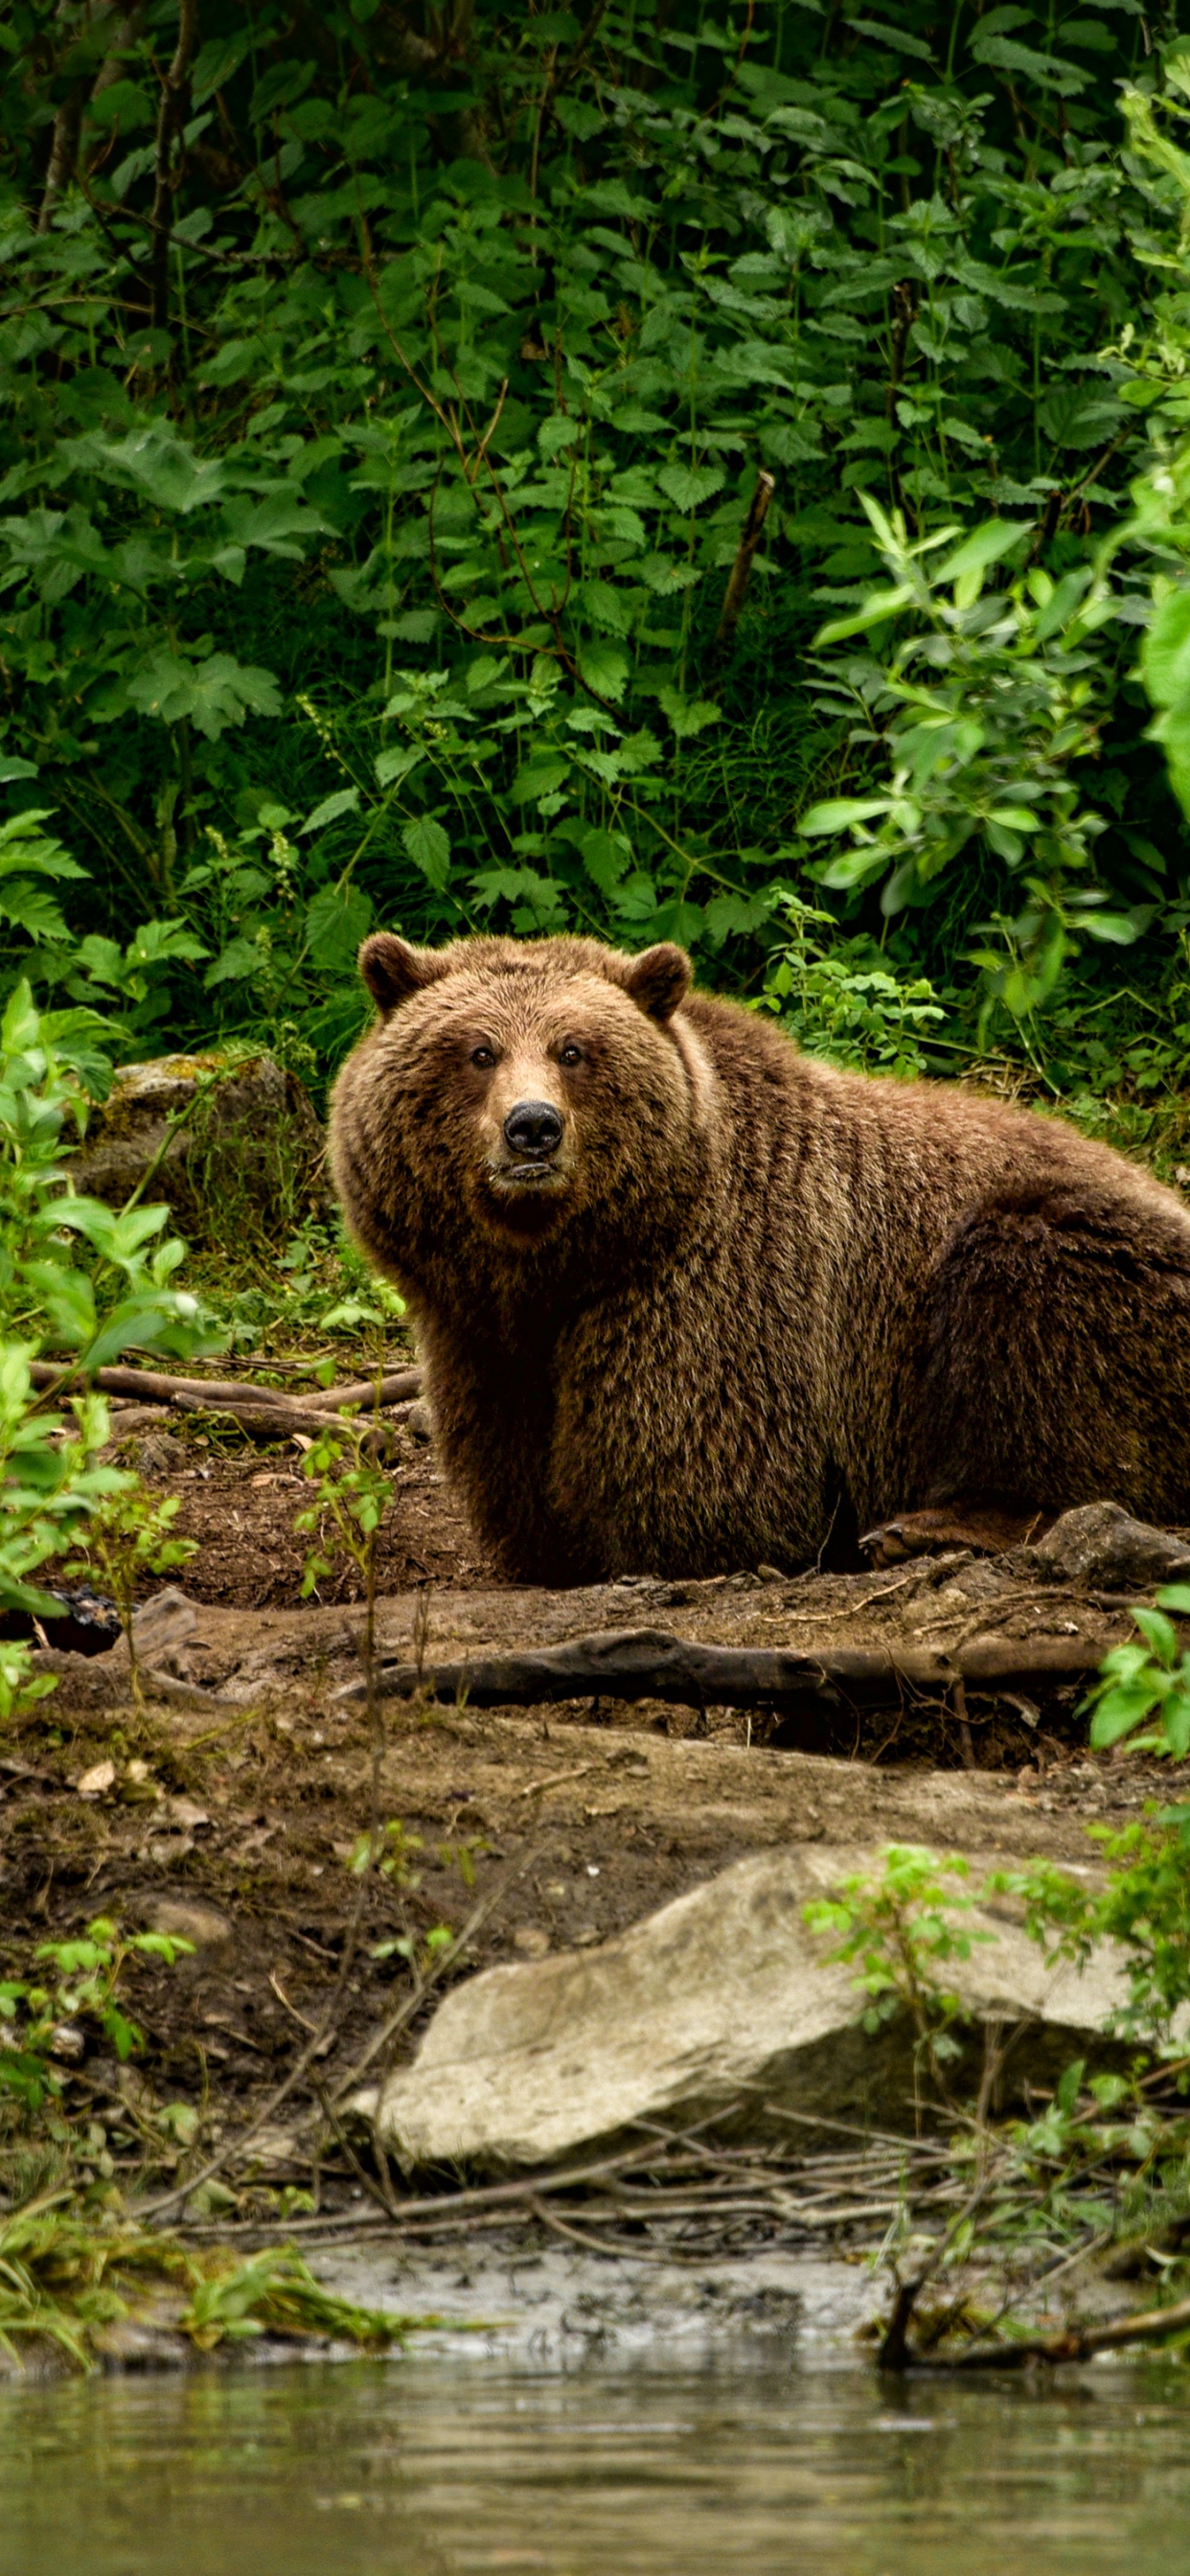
left=364, top=1846, right=1136, bottom=2174
left=1030, top=1501, right=1190, bottom=1593
left=71, top=1049, right=328, bottom=1242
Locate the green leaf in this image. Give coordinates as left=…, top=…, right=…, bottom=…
left=1089, top=1684, right=1160, bottom=1749
left=935, top=520, right=1027, bottom=584
left=303, top=884, right=374, bottom=970
left=300, top=788, right=360, bottom=837
left=579, top=827, right=631, bottom=894
left=400, top=817, right=452, bottom=891
left=375, top=745, right=424, bottom=790
left=1133, top=1607, right=1179, bottom=1667
left=126, top=650, right=282, bottom=738
left=657, top=464, right=724, bottom=513
left=657, top=685, right=721, bottom=739
left=578, top=640, right=629, bottom=702
left=800, top=798, right=892, bottom=834
left=1156, top=1586, right=1190, bottom=1616
left=814, top=587, right=914, bottom=645
left=1141, top=587, right=1190, bottom=709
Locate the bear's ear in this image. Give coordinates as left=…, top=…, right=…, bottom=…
left=621, top=943, right=692, bottom=1024
left=358, top=933, right=446, bottom=1017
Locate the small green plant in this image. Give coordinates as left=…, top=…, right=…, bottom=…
left=294, top=1410, right=396, bottom=1605
left=998, top=1803, right=1190, bottom=2055
left=804, top=1845, right=995, bottom=2111
left=65, top=1488, right=197, bottom=1708
left=759, top=894, right=947, bottom=1077
left=1081, top=1587, right=1190, bottom=1761
left=0, top=1917, right=195, bottom=2116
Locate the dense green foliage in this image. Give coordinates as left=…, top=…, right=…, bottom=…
left=4, top=1, right=1190, bottom=1094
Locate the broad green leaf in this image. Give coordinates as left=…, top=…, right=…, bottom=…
left=800, top=798, right=892, bottom=834
left=935, top=520, right=1026, bottom=584
left=304, top=883, right=374, bottom=968
left=578, top=640, right=629, bottom=702
left=814, top=587, right=913, bottom=645
left=300, top=788, right=361, bottom=837
left=1133, top=1607, right=1179, bottom=1668
left=400, top=817, right=452, bottom=891
left=657, top=685, right=721, bottom=739
left=126, top=649, right=282, bottom=738
left=1141, top=586, right=1190, bottom=708
left=1089, top=1684, right=1160, bottom=1748
left=375, top=745, right=424, bottom=790
left=657, top=464, right=724, bottom=512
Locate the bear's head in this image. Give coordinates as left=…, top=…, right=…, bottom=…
left=333, top=932, right=710, bottom=1275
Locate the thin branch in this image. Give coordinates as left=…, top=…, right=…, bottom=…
left=148, top=0, right=198, bottom=333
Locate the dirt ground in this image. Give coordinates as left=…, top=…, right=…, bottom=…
left=1, top=1398, right=1180, bottom=2219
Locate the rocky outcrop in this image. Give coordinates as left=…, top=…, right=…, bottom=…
left=362, top=1845, right=1136, bottom=2174
left=70, top=1049, right=328, bottom=1243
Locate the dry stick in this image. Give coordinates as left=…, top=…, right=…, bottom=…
left=337, top=1624, right=1109, bottom=1715
left=529, top=2196, right=688, bottom=2266
left=878, top=2166, right=1006, bottom=2372
left=711, top=470, right=776, bottom=659
left=170, top=2128, right=733, bottom=2242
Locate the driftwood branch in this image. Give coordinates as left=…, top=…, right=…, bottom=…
left=335, top=1622, right=1108, bottom=1713
left=908, top=2288, right=1190, bottom=2373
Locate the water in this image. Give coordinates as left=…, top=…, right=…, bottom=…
left=0, top=2354, right=1188, bottom=2576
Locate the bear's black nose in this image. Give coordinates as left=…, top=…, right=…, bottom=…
left=503, top=1100, right=563, bottom=1157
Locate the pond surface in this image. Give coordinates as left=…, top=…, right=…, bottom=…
left=1, top=2353, right=1189, bottom=2576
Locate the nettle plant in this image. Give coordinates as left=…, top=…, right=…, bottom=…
left=0, top=980, right=211, bottom=1719
left=799, top=498, right=1151, bottom=1044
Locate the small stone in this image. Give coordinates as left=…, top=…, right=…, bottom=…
left=512, top=1924, right=552, bottom=1958
left=406, top=1400, right=433, bottom=1443
left=76, top=1760, right=116, bottom=1798
left=146, top=1898, right=232, bottom=1951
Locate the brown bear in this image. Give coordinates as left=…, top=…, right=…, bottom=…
left=329, top=931, right=1190, bottom=1584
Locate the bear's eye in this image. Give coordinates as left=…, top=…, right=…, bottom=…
left=559, top=1044, right=584, bottom=1069
left=470, top=1045, right=496, bottom=1070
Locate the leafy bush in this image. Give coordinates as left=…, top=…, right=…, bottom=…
left=0, top=979, right=210, bottom=1717
left=5, top=7, right=1190, bottom=1083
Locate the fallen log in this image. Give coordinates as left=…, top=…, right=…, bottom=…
left=333, top=1623, right=1110, bottom=1712
left=29, top=1359, right=422, bottom=1416
left=308, top=1367, right=422, bottom=1410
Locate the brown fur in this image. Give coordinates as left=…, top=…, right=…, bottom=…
left=329, top=932, right=1190, bottom=1583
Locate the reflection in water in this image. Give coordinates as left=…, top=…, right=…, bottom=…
left=0, top=2354, right=1188, bottom=2576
